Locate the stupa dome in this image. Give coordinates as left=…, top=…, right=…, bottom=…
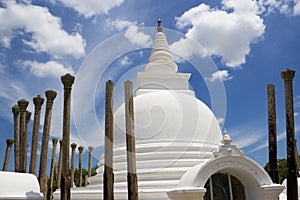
left=114, top=90, right=222, bottom=148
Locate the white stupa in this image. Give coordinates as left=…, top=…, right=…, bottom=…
left=55, top=20, right=284, bottom=200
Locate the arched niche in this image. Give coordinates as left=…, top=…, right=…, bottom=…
left=168, top=156, right=284, bottom=200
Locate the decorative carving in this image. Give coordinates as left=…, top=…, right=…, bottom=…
left=61, top=73, right=75, bottom=90
left=33, top=95, right=44, bottom=108
left=17, top=99, right=29, bottom=111
left=12, top=105, right=20, bottom=116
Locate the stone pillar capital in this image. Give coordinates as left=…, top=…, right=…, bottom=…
left=12, top=105, right=20, bottom=116
left=71, top=143, right=77, bottom=149
left=52, top=138, right=58, bottom=145
left=6, top=139, right=14, bottom=147
left=45, top=90, right=57, bottom=102
left=33, top=95, right=44, bottom=108
left=61, top=73, right=75, bottom=90
left=88, top=146, right=93, bottom=152
left=17, top=99, right=29, bottom=112
left=78, top=146, right=84, bottom=153
left=26, top=111, right=31, bottom=123
left=59, top=139, right=63, bottom=145
left=281, top=69, right=295, bottom=82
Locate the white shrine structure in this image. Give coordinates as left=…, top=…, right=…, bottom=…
left=59, top=21, right=284, bottom=200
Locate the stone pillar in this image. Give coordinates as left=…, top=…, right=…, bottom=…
left=12, top=105, right=20, bottom=172
left=267, top=84, right=279, bottom=183
left=24, top=110, right=31, bottom=171
left=2, top=139, right=14, bottom=171
left=78, top=146, right=84, bottom=187
left=56, top=140, right=63, bottom=189
left=29, top=95, right=44, bottom=175
left=70, top=143, right=77, bottom=187
left=38, top=90, right=57, bottom=199
left=48, top=138, right=58, bottom=200
left=124, top=80, right=138, bottom=200
left=103, top=80, right=114, bottom=200
left=281, top=69, right=298, bottom=200
left=60, top=73, right=75, bottom=200
left=88, top=146, right=93, bottom=177
left=17, top=99, right=29, bottom=173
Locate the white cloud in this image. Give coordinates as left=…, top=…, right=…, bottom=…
left=174, top=1, right=265, bottom=67
left=217, top=117, right=225, bottom=126
left=0, top=1, right=85, bottom=58
left=119, top=56, right=132, bottom=66
left=106, top=18, right=136, bottom=31
left=206, top=70, right=233, bottom=82
left=57, top=0, right=124, bottom=17
left=235, top=133, right=263, bottom=148
left=106, top=18, right=152, bottom=47
left=124, top=25, right=152, bottom=47
left=258, top=0, right=300, bottom=16
left=21, top=60, right=74, bottom=78
left=0, top=64, right=6, bottom=73
left=0, top=78, right=31, bottom=119
left=294, top=0, right=300, bottom=15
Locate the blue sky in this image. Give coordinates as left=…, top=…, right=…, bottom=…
left=0, top=0, right=299, bottom=174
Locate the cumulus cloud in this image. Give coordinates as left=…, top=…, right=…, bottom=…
left=21, top=60, right=74, bottom=78
left=119, top=56, right=132, bottom=66
left=106, top=18, right=152, bottom=47
left=206, top=70, right=233, bottom=82
left=217, top=117, right=225, bottom=126
left=0, top=1, right=85, bottom=58
left=173, top=1, right=265, bottom=68
left=258, top=0, right=300, bottom=16
left=294, top=0, right=300, bottom=15
left=56, top=0, right=124, bottom=17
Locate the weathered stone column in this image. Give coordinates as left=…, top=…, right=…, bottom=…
left=29, top=95, right=44, bottom=175
left=78, top=146, right=84, bottom=187
left=17, top=99, right=29, bottom=173
left=267, top=84, right=279, bottom=183
left=56, top=139, right=63, bottom=189
left=38, top=90, right=57, bottom=199
left=70, top=143, right=77, bottom=187
left=2, top=139, right=14, bottom=171
left=24, top=110, right=31, bottom=171
left=48, top=138, right=58, bottom=200
left=125, top=80, right=138, bottom=200
left=12, top=105, right=20, bottom=172
left=281, top=69, right=298, bottom=200
left=60, top=73, right=75, bottom=200
left=104, top=80, right=114, bottom=200
left=88, top=146, right=93, bottom=177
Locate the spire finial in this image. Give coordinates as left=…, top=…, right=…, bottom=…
left=157, top=18, right=162, bottom=32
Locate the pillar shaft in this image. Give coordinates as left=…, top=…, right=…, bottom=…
left=56, top=140, right=63, bottom=189
left=281, top=69, right=298, bottom=200
left=2, top=139, right=14, bottom=171
left=29, top=95, right=44, bottom=175
left=24, top=110, right=31, bottom=171
left=70, top=143, right=77, bottom=187
left=60, top=73, right=75, bottom=200
left=125, top=80, right=138, bottom=200
left=38, top=90, right=57, bottom=200
left=78, top=146, right=84, bottom=187
left=267, top=84, right=279, bottom=183
left=88, top=146, right=93, bottom=177
left=12, top=105, right=20, bottom=172
left=104, top=80, right=114, bottom=200
left=17, top=99, right=29, bottom=173
left=48, top=138, right=58, bottom=200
